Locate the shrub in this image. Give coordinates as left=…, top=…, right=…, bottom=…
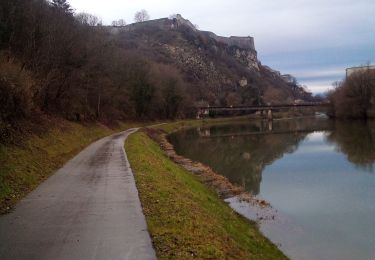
left=0, top=58, right=35, bottom=124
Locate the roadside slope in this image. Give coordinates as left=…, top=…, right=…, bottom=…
left=126, top=131, right=286, bottom=259
left=0, top=120, right=141, bottom=213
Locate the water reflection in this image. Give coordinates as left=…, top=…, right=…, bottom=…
left=169, top=118, right=375, bottom=259
left=169, top=118, right=333, bottom=195
left=326, top=120, right=375, bottom=172
left=170, top=118, right=375, bottom=194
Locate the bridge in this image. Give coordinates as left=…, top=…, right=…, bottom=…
left=196, top=102, right=330, bottom=119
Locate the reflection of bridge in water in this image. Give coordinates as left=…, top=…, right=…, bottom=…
left=197, top=102, right=330, bottom=119
left=198, top=128, right=331, bottom=138
left=197, top=117, right=332, bottom=138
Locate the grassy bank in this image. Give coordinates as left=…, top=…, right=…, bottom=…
left=0, top=119, right=141, bottom=213
left=126, top=131, right=286, bottom=259
left=0, top=114, right=260, bottom=214
left=155, top=112, right=309, bottom=134
left=155, top=115, right=260, bottom=133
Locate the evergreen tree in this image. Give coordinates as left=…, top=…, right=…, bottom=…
left=51, top=0, right=72, bottom=14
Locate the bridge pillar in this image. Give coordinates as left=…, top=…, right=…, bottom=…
left=196, top=109, right=201, bottom=119
left=260, top=110, right=265, bottom=119
left=268, top=120, right=273, bottom=131
left=267, top=109, right=273, bottom=121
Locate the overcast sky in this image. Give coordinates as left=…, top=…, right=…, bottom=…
left=69, top=0, right=375, bottom=94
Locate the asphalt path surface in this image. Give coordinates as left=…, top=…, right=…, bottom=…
left=0, top=129, right=156, bottom=260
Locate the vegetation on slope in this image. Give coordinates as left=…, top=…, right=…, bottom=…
left=0, top=0, right=317, bottom=135
left=0, top=0, right=190, bottom=130
left=126, top=131, right=286, bottom=259
left=0, top=119, right=140, bottom=213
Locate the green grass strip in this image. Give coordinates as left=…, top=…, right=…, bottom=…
left=126, top=132, right=286, bottom=259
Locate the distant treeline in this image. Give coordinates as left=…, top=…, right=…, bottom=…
left=328, top=67, right=375, bottom=119
left=0, top=0, right=191, bottom=130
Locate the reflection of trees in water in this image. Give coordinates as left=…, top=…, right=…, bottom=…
left=326, top=121, right=375, bottom=172
left=170, top=119, right=375, bottom=193
left=170, top=119, right=331, bottom=195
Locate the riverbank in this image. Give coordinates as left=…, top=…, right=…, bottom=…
left=0, top=114, right=287, bottom=258
left=163, top=118, right=375, bottom=259
left=0, top=114, right=262, bottom=213
left=125, top=119, right=287, bottom=259
left=0, top=118, right=143, bottom=214
left=0, top=114, right=258, bottom=213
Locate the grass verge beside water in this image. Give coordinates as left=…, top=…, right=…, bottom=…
left=0, top=115, right=256, bottom=214
left=159, top=115, right=259, bottom=132
left=126, top=130, right=287, bottom=259
left=1, top=114, right=287, bottom=258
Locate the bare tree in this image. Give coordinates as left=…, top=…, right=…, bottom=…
left=329, top=64, right=375, bottom=118
left=134, top=9, right=150, bottom=23
left=111, top=19, right=126, bottom=26
left=225, top=92, right=241, bottom=107
left=75, top=12, right=102, bottom=26
left=119, top=19, right=126, bottom=26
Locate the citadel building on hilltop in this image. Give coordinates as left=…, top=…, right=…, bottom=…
left=109, top=14, right=256, bottom=52
left=346, top=65, right=375, bottom=78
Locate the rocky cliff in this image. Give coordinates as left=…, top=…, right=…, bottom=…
left=200, top=31, right=259, bottom=71
left=110, top=15, right=312, bottom=106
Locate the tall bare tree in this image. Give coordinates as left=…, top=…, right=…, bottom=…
left=329, top=64, right=375, bottom=118
left=134, top=10, right=150, bottom=23
left=111, top=19, right=126, bottom=26
left=75, top=12, right=102, bottom=26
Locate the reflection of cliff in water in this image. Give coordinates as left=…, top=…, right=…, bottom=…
left=169, top=118, right=331, bottom=195
left=326, top=120, right=375, bottom=172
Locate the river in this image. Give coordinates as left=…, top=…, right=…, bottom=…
left=168, top=118, right=375, bottom=260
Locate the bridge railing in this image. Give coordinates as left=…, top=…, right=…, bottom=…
left=197, top=102, right=330, bottom=111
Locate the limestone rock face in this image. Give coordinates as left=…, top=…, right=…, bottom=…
left=163, top=44, right=222, bottom=84
left=239, top=78, right=248, bottom=87
left=173, top=14, right=197, bottom=31
left=200, top=31, right=259, bottom=71
left=233, top=48, right=259, bottom=71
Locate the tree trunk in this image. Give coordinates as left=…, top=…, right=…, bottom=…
left=96, top=92, right=101, bottom=118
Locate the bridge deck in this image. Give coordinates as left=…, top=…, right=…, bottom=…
left=197, top=103, right=329, bottom=112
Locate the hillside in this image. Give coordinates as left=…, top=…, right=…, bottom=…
left=109, top=15, right=313, bottom=106
left=0, top=0, right=313, bottom=139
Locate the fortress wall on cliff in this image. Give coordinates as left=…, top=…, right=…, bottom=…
left=109, top=15, right=196, bottom=33
left=122, top=18, right=173, bottom=32
left=108, top=15, right=256, bottom=52
left=201, top=32, right=255, bottom=50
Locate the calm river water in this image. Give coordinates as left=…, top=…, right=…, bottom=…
left=169, top=118, right=375, bottom=260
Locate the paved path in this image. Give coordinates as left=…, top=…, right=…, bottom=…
left=0, top=129, right=156, bottom=260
